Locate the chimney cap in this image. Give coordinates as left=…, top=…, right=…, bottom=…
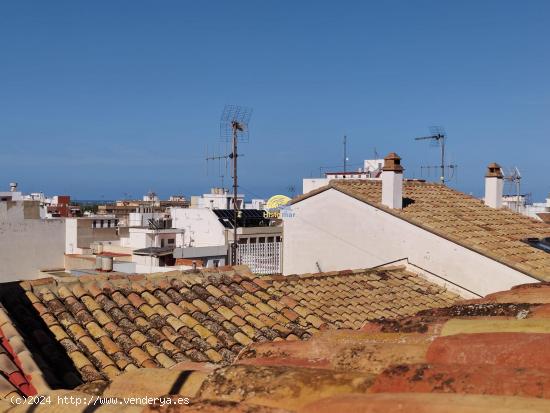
left=382, top=152, right=404, bottom=172
left=486, top=162, right=503, bottom=178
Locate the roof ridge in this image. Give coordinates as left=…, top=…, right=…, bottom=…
left=21, top=265, right=257, bottom=293
left=266, top=267, right=409, bottom=281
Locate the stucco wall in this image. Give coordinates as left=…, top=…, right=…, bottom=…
left=283, top=189, right=536, bottom=296
left=65, top=218, right=119, bottom=254
left=171, top=208, right=226, bottom=247
left=0, top=202, right=65, bottom=281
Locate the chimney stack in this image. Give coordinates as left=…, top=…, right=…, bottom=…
left=381, top=152, right=404, bottom=209
left=484, top=162, right=503, bottom=208
left=9, top=182, right=17, bottom=192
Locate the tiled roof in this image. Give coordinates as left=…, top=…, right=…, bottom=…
left=266, top=266, right=459, bottom=329
left=0, top=304, right=49, bottom=398
left=3, top=279, right=550, bottom=411
left=5, top=265, right=458, bottom=385
left=224, top=283, right=550, bottom=411
left=293, top=180, right=550, bottom=280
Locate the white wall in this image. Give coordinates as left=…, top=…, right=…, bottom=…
left=171, top=208, right=226, bottom=247
left=283, top=189, right=536, bottom=296
left=0, top=202, right=65, bottom=281
left=128, top=212, right=163, bottom=227
left=128, top=228, right=184, bottom=249
left=302, top=178, right=329, bottom=195
left=65, top=218, right=79, bottom=254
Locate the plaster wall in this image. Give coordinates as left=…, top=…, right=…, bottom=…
left=0, top=202, right=65, bottom=281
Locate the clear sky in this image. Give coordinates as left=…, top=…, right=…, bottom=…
left=1, top=1, right=549, bottom=201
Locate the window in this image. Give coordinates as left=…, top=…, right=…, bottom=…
left=93, top=220, right=97, bottom=228
left=276, top=236, right=281, bottom=242
left=213, top=259, right=220, bottom=268
left=250, top=237, right=257, bottom=244
left=161, top=239, right=165, bottom=248
left=239, top=238, right=248, bottom=244
left=167, top=238, right=175, bottom=245
left=259, top=237, right=266, bottom=243
left=100, top=220, right=104, bottom=228
left=267, top=236, right=274, bottom=243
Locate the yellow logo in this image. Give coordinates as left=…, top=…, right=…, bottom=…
left=264, top=195, right=292, bottom=219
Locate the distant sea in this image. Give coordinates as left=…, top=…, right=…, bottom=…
left=73, top=200, right=116, bottom=205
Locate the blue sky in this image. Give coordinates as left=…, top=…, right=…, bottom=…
left=1, top=1, right=549, bottom=201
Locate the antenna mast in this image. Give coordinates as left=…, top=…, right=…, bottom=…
left=504, top=167, right=522, bottom=212
left=343, top=135, right=347, bottom=178
left=415, top=126, right=457, bottom=184
left=220, top=105, right=252, bottom=265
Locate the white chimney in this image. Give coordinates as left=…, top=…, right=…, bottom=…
left=381, top=152, right=404, bottom=209
left=9, top=182, right=17, bottom=192
left=484, top=162, right=503, bottom=208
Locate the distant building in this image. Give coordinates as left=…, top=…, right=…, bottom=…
left=245, top=199, right=266, bottom=210
left=143, top=191, right=159, bottom=202
left=502, top=194, right=550, bottom=222
left=47, top=195, right=80, bottom=218
left=0, top=182, right=23, bottom=201
left=128, top=218, right=185, bottom=273
left=302, top=158, right=384, bottom=194
left=0, top=199, right=65, bottom=281
left=190, top=188, right=244, bottom=210
left=65, top=216, right=119, bottom=255
left=97, top=193, right=188, bottom=225
left=169, top=195, right=187, bottom=202
left=171, top=207, right=282, bottom=273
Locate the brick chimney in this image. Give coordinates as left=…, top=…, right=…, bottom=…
left=381, top=152, right=404, bottom=209
left=484, top=162, right=503, bottom=208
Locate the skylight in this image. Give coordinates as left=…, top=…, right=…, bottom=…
left=524, top=237, right=550, bottom=253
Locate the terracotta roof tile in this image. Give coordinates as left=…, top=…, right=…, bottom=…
left=0, top=265, right=460, bottom=403
left=197, top=365, right=374, bottom=411
left=298, top=393, right=550, bottom=413
left=6, top=272, right=550, bottom=411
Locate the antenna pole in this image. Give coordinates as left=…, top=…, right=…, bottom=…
left=217, top=105, right=252, bottom=265
left=516, top=174, right=521, bottom=213
left=343, top=135, right=347, bottom=177
left=440, top=136, right=445, bottom=184
left=231, top=122, right=239, bottom=265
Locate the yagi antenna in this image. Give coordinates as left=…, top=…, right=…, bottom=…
left=206, top=141, right=233, bottom=189
left=415, top=126, right=457, bottom=185
left=503, top=166, right=522, bottom=213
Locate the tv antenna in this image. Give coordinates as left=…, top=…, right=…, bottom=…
left=503, top=166, right=522, bottom=212
left=219, top=104, right=252, bottom=265
left=287, top=184, right=296, bottom=198
left=415, top=126, right=457, bottom=184
left=206, top=142, right=232, bottom=189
